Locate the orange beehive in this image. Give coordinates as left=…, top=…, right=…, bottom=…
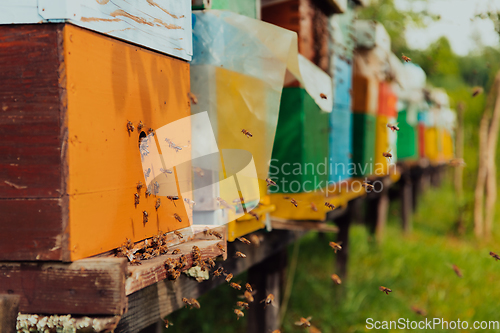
left=0, top=24, right=192, bottom=261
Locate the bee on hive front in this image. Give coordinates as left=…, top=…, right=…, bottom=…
left=127, top=121, right=135, bottom=133
left=320, top=93, right=327, bottom=99
left=329, top=241, right=342, bottom=253
left=155, top=199, right=161, bottom=211
left=171, top=249, right=181, bottom=255
left=136, top=181, right=143, bottom=191
left=260, top=294, right=274, bottom=308
left=382, top=150, right=393, bottom=161
left=174, top=231, right=183, bottom=239
left=217, top=243, right=225, bottom=253
left=212, top=231, right=223, bottom=239
left=134, top=193, right=140, bottom=207
left=241, top=129, right=253, bottom=138
left=311, top=202, right=318, bottom=212
left=283, top=196, right=298, bottom=207
left=266, top=178, right=277, bottom=187
left=295, top=317, right=312, bottom=328
left=379, top=286, right=392, bottom=295
left=143, top=211, right=148, bottom=224
left=137, top=121, right=144, bottom=132
left=325, top=202, right=335, bottom=210
left=167, top=195, right=179, bottom=207
left=147, top=128, right=155, bottom=136
left=187, top=92, right=198, bottom=105
left=173, top=213, right=182, bottom=222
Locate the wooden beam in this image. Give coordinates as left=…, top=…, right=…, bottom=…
left=271, top=219, right=339, bottom=233
left=0, top=258, right=127, bottom=315
left=365, top=177, right=390, bottom=243
left=400, top=172, right=413, bottom=235
left=334, top=199, right=355, bottom=279
left=0, top=295, right=19, bottom=333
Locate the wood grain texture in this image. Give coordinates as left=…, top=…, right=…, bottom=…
left=115, top=230, right=303, bottom=333
left=0, top=258, right=127, bottom=315
left=0, top=295, right=20, bottom=333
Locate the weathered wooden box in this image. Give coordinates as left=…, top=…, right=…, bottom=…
left=0, top=24, right=192, bottom=261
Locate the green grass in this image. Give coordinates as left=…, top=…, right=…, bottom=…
left=165, top=176, right=500, bottom=332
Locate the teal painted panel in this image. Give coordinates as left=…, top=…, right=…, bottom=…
left=352, top=113, right=375, bottom=177
left=211, top=0, right=257, bottom=18
left=397, top=110, right=419, bottom=160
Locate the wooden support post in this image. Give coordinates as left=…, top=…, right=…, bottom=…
left=366, top=178, right=390, bottom=244
left=411, top=167, right=423, bottom=212
left=246, top=250, right=287, bottom=333
left=334, top=199, right=355, bottom=279
left=400, top=172, right=413, bottom=235
left=0, top=295, right=20, bottom=333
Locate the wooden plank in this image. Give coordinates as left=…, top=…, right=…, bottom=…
left=333, top=199, right=355, bottom=279
left=0, top=258, right=127, bottom=315
left=0, top=24, right=63, bottom=199
left=0, top=295, right=19, bottom=333
left=0, top=1, right=192, bottom=61
left=400, top=172, right=413, bottom=235
left=115, top=230, right=302, bottom=333
left=271, top=218, right=339, bottom=233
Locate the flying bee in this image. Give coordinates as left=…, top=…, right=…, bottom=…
left=230, top=282, right=242, bottom=290
left=174, top=231, right=183, bottom=239
left=235, top=251, right=247, bottom=258
left=295, top=317, right=312, bottom=328
left=194, top=167, right=205, bottom=177
left=187, top=92, right=198, bottom=105
left=246, top=283, right=253, bottom=292
left=311, top=202, right=318, bottom=212
left=143, top=211, right=148, bottom=224
left=325, top=202, right=336, bottom=210
left=174, top=213, right=182, bottom=222
left=160, top=167, right=173, bottom=175
left=171, top=249, right=181, bottom=255
left=163, top=319, right=173, bottom=329
left=362, top=182, right=374, bottom=190
left=234, top=309, right=244, bottom=320
left=147, top=128, right=155, bottom=136
left=329, top=241, right=342, bottom=253
left=217, top=243, right=225, bottom=253
left=167, top=195, right=179, bottom=207
left=144, top=168, right=151, bottom=179
left=490, top=251, right=500, bottom=261
left=134, top=193, right=140, bottom=207
left=411, top=305, right=427, bottom=316
left=241, top=129, right=253, bottom=138
left=260, top=294, right=274, bottom=308
left=452, top=264, right=463, bottom=278
left=309, top=326, right=321, bottom=333
left=225, top=273, right=233, bottom=282
left=249, top=234, right=261, bottom=247
left=243, top=290, right=254, bottom=303
left=127, top=121, right=135, bottom=133
left=320, top=93, right=327, bottom=99
left=155, top=199, right=161, bottom=210
left=213, top=267, right=224, bottom=277
left=137, top=121, right=144, bottom=131
left=331, top=274, right=342, bottom=285
left=216, top=197, right=234, bottom=211
left=387, top=123, right=400, bottom=132
left=212, top=231, right=223, bottom=239
left=472, top=86, right=484, bottom=97
left=184, top=198, right=196, bottom=208
left=137, top=181, right=143, bottom=191
left=236, top=301, right=249, bottom=310
left=266, top=178, right=277, bottom=187
left=379, top=286, right=392, bottom=295
left=207, top=258, right=215, bottom=268
left=238, top=237, right=251, bottom=245
left=382, top=150, right=392, bottom=161
left=249, top=211, right=260, bottom=221
left=401, top=54, right=411, bottom=62
left=448, top=158, right=466, bottom=167
left=283, top=196, right=298, bottom=207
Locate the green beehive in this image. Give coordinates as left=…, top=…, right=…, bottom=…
left=211, top=0, right=258, bottom=18
left=270, top=88, right=330, bottom=193
left=352, top=113, right=376, bottom=177
left=397, top=110, right=419, bottom=160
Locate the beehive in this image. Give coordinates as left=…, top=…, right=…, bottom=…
left=332, top=55, right=353, bottom=109
left=0, top=24, right=192, bottom=261
left=329, top=106, right=353, bottom=182
left=396, top=110, right=419, bottom=160
left=374, top=115, right=397, bottom=176
left=425, top=127, right=442, bottom=163
left=211, top=0, right=260, bottom=18
left=351, top=113, right=376, bottom=176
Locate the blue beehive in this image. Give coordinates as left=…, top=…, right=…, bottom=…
left=329, top=106, right=353, bottom=183
left=332, top=55, right=352, bottom=109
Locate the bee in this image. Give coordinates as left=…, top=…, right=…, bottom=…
left=187, top=92, right=198, bottom=105
left=127, top=121, right=135, bottom=133
left=191, top=298, right=201, bottom=309
left=490, top=251, right=500, bottom=261
left=401, top=54, right=411, bottom=62
left=238, top=237, right=251, bottom=245
left=382, top=150, right=392, bottom=161
left=147, top=128, right=155, bottom=136
left=379, top=286, right=392, bottom=295
left=155, top=198, right=161, bottom=210
left=320, top=93, right=327, bottom=99
left=236, top=301, right=249, bottom=310
left=207, top=258, right=216, bottom=268
left=171, top=249, right=181, bottom=255
left=144, top=168, right=151, bottom=179
left=362, top=182, right=374, bottom=190
left=216, top=197, right=234, bottom=211
left=225, top=273, right=233, bottom=282
left=167, top=195, right=179, bottom=207
left=249, top=211, right=260, bottom=221
left=325, top=202, right=336, bottom=210
left=217, top=243, right=225, bottom=253
left=295, top=317, right=312, bottom=327
left=243, top=290, right=254, bottom=303
left=230, top=282, right=242, bottom=290
left=130, top=258, right=142, bottom=265
left=235, top=251, right=247, bottom=258
left=241, top=129, right=253, bottom=138
left=311, top=202, right=318, bottom=212
left=173, top=213, right=182, bottom=222
left=137, top=181, right=143, bottom=191
left=260, top=294, right=274, bottom=308
left=192, top=245, right=200, bottom=253
left=234, top=309, right=244, bottom=320
left=448, top=158, right=466, bottom=167
left=246, top=283, right=253, bottom=292
left=249, top=234, right=261, bottom=247
left=283, top=196, right=298, bottom=207
left=331, top=274, right=342, bottom=285
left=145, top=189, right=151, bottom=198
left=194, top=167, right=205, bottom=177
left=163, top=319, right=173, bottom=328
left=213, top=267, right=224, bottom=277
left=134, top=193, right=140, bottom=206
left=411, top=305, right=427, bottom=316
left=160, top=168, right=173, bottom=174
left=266, top=178, right=277, bottom=187
left=212, top=231, right=223, bottom=239
left=387, top=123, right=400, bottom=132
left=143, top=211, right=148, bottom=224
left=472, top=86, right=483, bottom=97
left=184, top=198, right=196, bottom=208
left=309, top=326, right=321, bottom=333
left=137, top=121, right=144, bottom=132
left=329, top=241, right=342, bottom=253
left=142, top=253, right=154, bottom=260
left=452, top=264, right=463, bottom=278
left=174, top=231, right=183, bottom=239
